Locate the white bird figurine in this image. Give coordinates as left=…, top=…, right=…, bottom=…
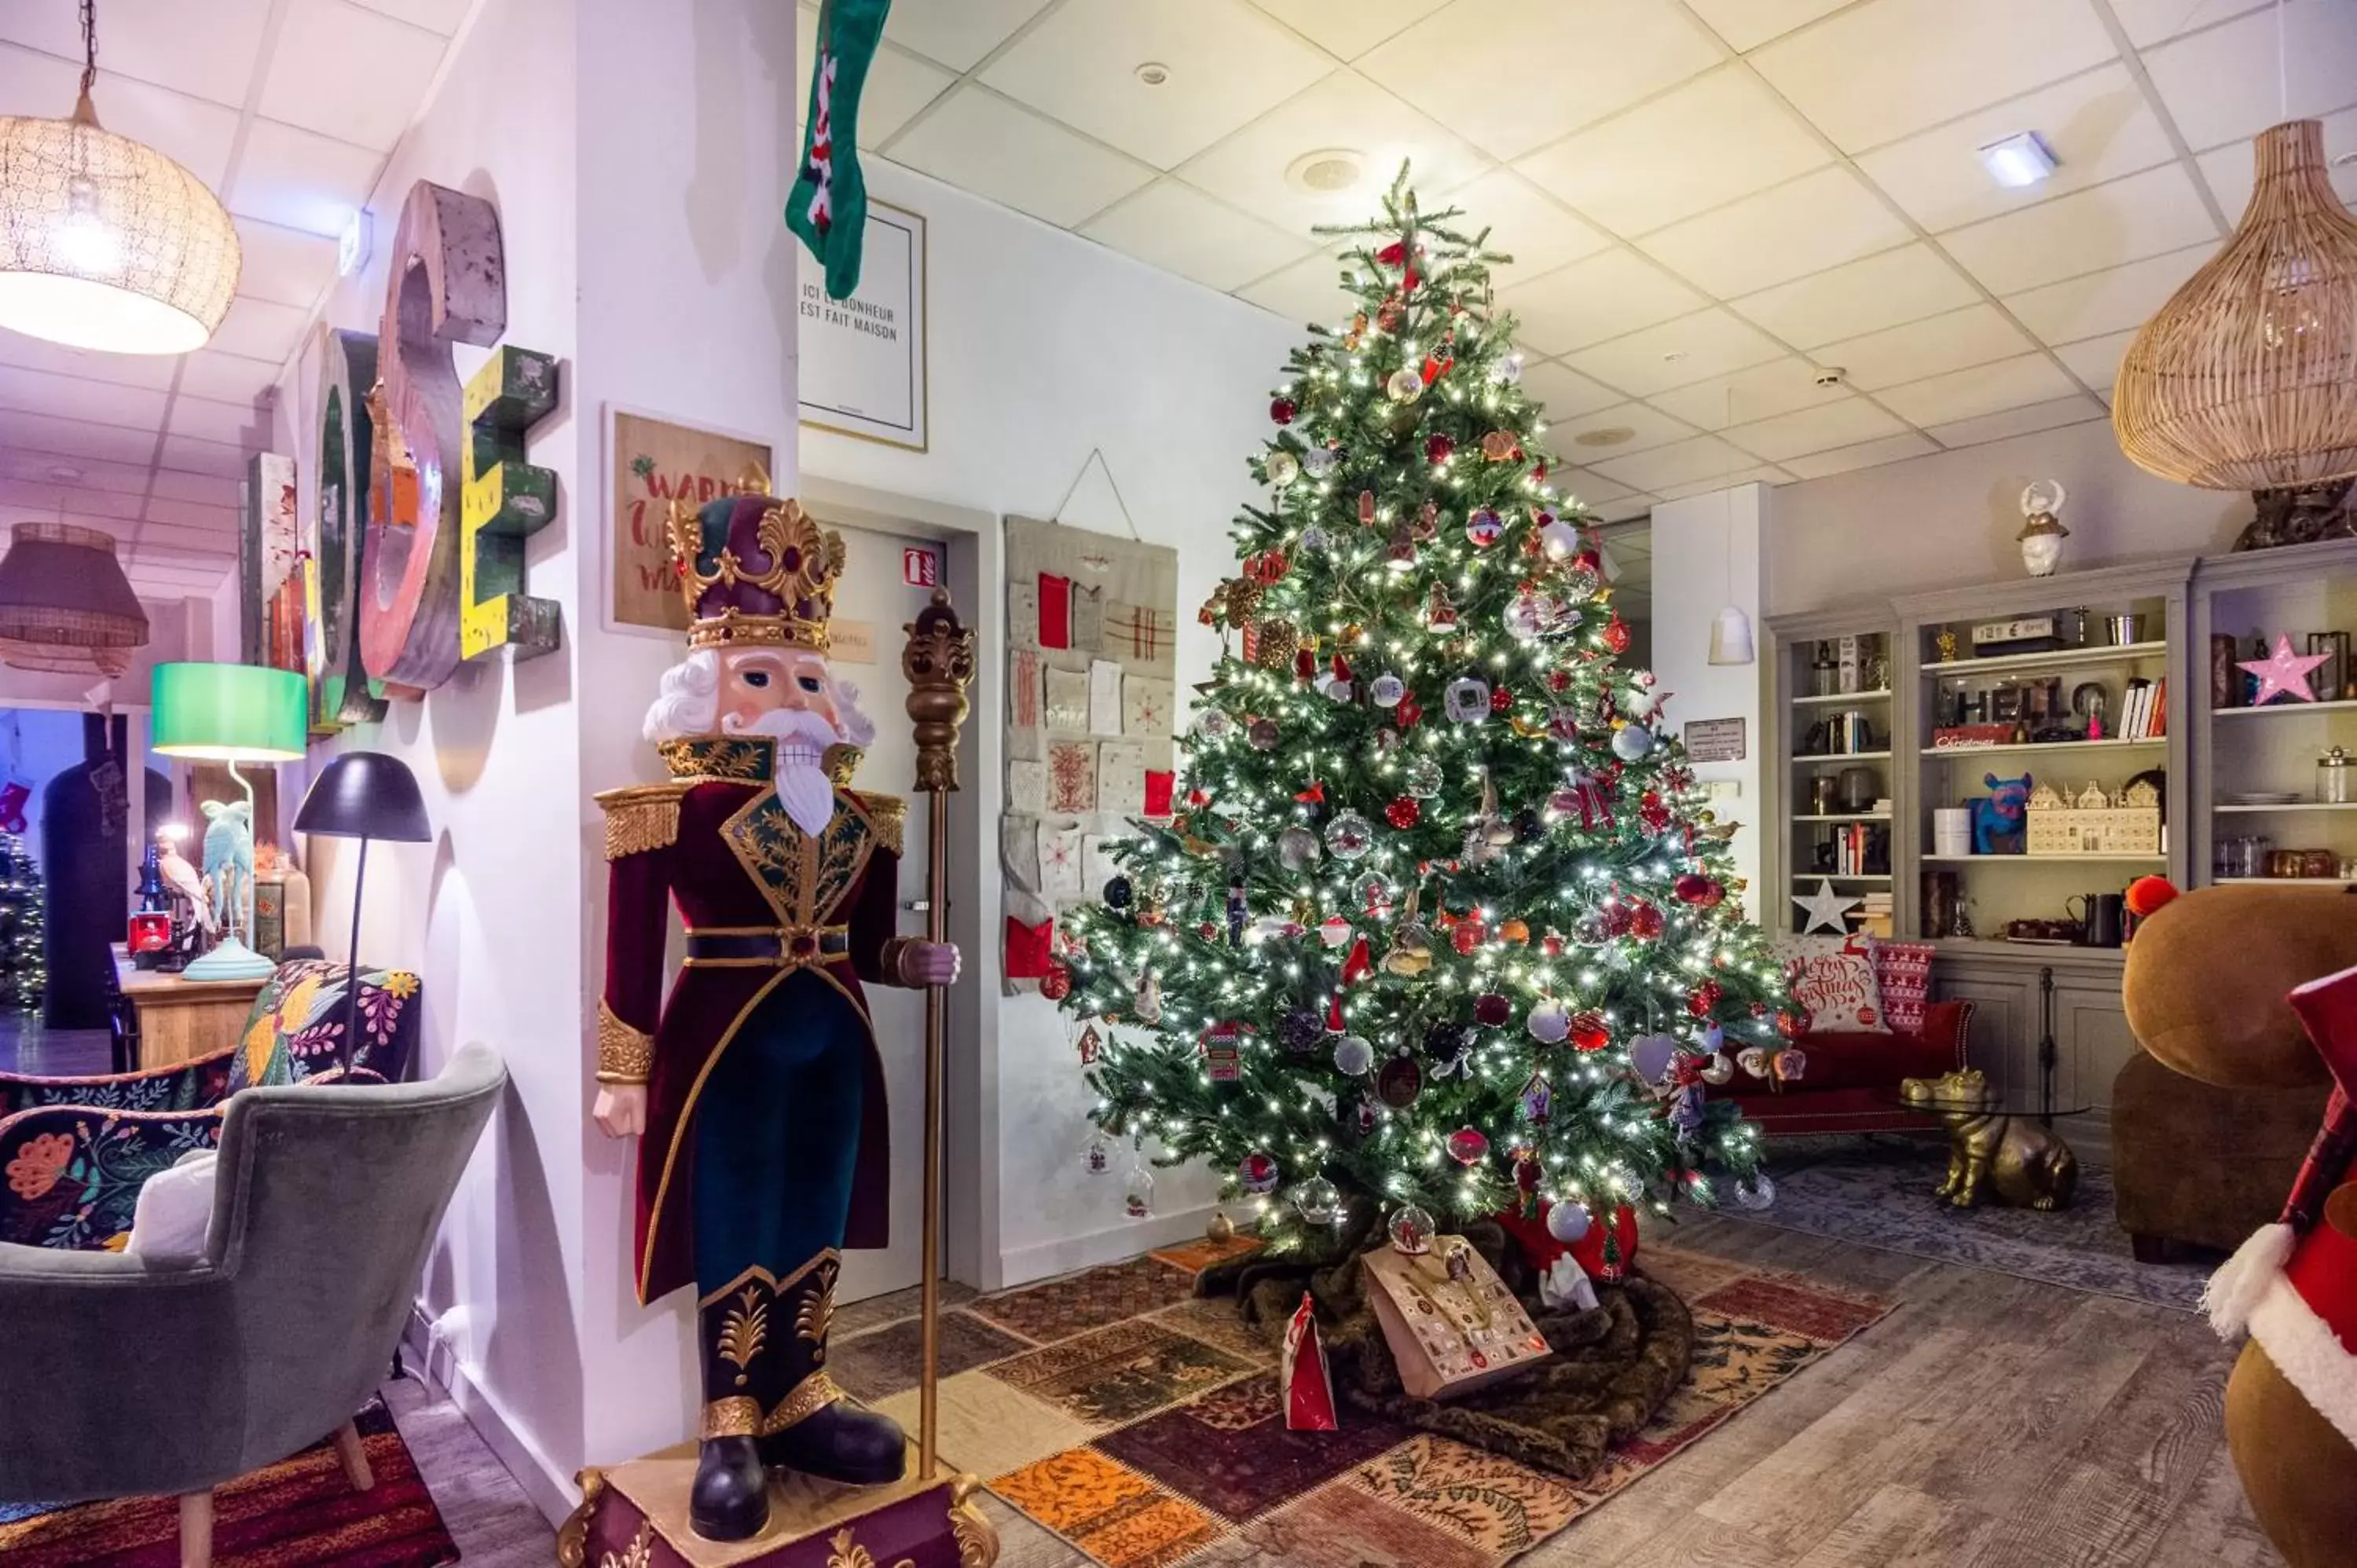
left=158, top=840, right=216, bottom=936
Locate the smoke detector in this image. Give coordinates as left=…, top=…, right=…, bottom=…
left=1286, top=149, right=1365, bottom=194
left=1134, top=62, right=1170, bottom=86
left=1813, top=366, right=1847, bottom=388
left=1574, top=427, right=1637, bottom=449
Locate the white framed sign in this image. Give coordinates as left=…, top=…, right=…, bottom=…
left=797, top=200, right=926, bottom=452
left=1683, top=716, right=1747, bottom=764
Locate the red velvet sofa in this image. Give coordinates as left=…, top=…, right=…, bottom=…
left=1723, top=1000, right=1974, bottom=1135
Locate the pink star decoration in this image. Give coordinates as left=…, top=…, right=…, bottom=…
left=2240, top=633, right=2333, bottom=705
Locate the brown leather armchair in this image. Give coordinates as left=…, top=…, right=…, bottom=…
left=2116, top=886, right=2357, bottom=1258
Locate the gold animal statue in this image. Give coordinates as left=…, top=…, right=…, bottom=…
left=1897, top=1068, right=2079, bottom=1211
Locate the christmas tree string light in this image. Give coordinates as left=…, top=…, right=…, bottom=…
left=1053, top=169, right=1784, bottom=1243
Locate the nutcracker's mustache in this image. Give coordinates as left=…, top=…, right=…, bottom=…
left=728, top=706, right=841, bottom=834
left=724, top=705, right=843, bottom=746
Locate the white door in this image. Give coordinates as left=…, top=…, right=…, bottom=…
left=827, top=519, right=942, bottom=1303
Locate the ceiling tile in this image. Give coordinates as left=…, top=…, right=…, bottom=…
left=259, top=0, right=448, bottom=154
left=0, top=368, right=170, bottom=431
left=231, top=118, right=383, bottom=236
left=143, top=495, right=240, bottom=531
left=1926, top=393, right=2108, bottom=449
left=1936, top=163, right=2219, bottom=296
left=1493, top=248, right=1706, bottom=357
left=1563, top=467, right=1637, bottom=505
left=0, top=408, right=162, bottom=467
left=2141, top=0, right=2357, bottom=153
left=1856, top=64, right=2179, bottom=233
left=1876, top=351, right=2079, bottom=426
left=797, top=12, right=955, bottom=143
left=1637, top=166, right=1912, bottom=298
left=1682, top=0, right=1857, bottom=53
left=1550, top=401, right=1700, bottom=459
left=147, top=467, right=243, bottom=507
left=1589, top=493, right=1655, bottom=522
left=1520, top=358, right=1623, bottom=422
left=885, top=0, right=1054, bottom=71
left=1999, top=242, right=2212, bottom=343
left=0, top=332, right=180, bottom=392
left=889, top=87, right=1156, bottom=228
left=0, top=43, right=240, bottom=189
left=1172, top=71, right=1489, bottom=237
left=0, top=0, right=272, bottom=111
left=166, top=395, right=270, bottom=447
left=2050, top=328, right=2139, bottom=393
left=1565, top=309, right=1787, bottom=398
left=1751, top=0, right=2117, bottom=154
left=141, top=522, right=239, bottom=555
left=981, top=0, right=1334, bottom=170
left=1780, top=430, right=1940, bottom=478
left=1728, top=243, right=1980, bottom=348
left=1591, top=434, right=1761, bottom=493
left=0, top=478, right=141, bottom=522
left=0, top=449, right=156, bottom=496
left=1245, top=0, right=1452, bottom=59
left=1512, top=67, right=1830, bottom=239
left=207, top=296, right=310, bottom=364
left=1362, top=0, right=1719, bottom=159
left=2197, top=104, right=2357, bottom=218
left=1436, top=170, right=1612, bottom=288
left=175, top=348, right=282, bottom=406
left=1657, top=463, right=1791, bottom=501
left=1718, top=397, right=1909, bottom=462
left=1235, top=246, right=1357, bottom=326
left=231, top=218, right=339, bottom=310
left=1645, top=357, right=1857, bottom=429
left=349, top=0, right=471, bottom=32
left=1080, top=181, right=1314, bottom=292
left=1818, top=302, right=2036, bottom=391
left=156, top=434, right=249, bottom=478
left=2105, top=0, right=2269, bottom=48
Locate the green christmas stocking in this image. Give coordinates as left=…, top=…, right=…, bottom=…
left=787, top=0, right=893, bottom=301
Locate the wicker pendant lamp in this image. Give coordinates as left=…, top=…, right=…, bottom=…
left=0, top=0, right=240, bottom=354
left=2113, top=112, right=2357, bottom=489
left=0, top=522, right=149, bottom=676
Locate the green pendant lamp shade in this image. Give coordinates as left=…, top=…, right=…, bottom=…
left=151, top=662, right=306, bottom=761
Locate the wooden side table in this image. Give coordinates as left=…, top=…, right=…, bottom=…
left=116, top=963, right=269, bottom=1069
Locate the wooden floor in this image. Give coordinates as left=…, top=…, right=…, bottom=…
left=383, top=1214, right=2281, bottom=1568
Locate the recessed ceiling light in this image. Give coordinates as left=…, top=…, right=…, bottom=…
left=1978, top=131, right=2058, bottom=189
left=1286, top=148, right=1365, bottom=194
left=47, top=463, right=82, bottom=482
left=1576, top=427, right=1637, bottom=448
left=1134, top=61, right=1170, bottom=86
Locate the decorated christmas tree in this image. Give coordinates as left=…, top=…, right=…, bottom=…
left=0, top=831, right=47, bottom=1012
left=1054, top=173, right=1786, bottom=1247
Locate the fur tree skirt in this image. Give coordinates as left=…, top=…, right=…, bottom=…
left=1197, top=1206, right=1695, bottom=1480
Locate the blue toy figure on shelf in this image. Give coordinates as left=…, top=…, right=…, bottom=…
left=200, top=798, right=255, bottom=946
left=1971, top=772, right=2032, bottom=855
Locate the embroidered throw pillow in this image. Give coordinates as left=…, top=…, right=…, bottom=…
left=1775, top=936, right=1890, bottom=1034
left=1872, top=940, right=1937, bottom=1035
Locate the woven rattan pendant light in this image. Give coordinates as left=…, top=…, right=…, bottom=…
left=2113, top=0, right=2357, bottom=491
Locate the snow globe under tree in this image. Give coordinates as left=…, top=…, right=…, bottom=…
left=1050, top=173, right=1790, bottom=1466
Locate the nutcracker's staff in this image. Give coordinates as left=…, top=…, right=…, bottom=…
left=901, top=587, right=976, bottom=1479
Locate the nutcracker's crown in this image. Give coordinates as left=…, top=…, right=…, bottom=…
left=667, top=483, right=845, bottom=652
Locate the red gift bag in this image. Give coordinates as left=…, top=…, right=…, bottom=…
left=1282, top=1292, right=1336, bottom=1431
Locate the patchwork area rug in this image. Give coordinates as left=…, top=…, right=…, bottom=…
left=1717, top=1138, right=2212, bottom=1312
left=861, top=1242, right=1890, bottom=1567
left=0, top=1401, right=458, bottom=1566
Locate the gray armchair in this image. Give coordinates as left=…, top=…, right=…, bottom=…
left=0, top=1043, right=504, bottom=1566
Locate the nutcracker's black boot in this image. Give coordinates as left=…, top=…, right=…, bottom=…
left=757, top=1253, right=908, bottom=1486
left=691, top=1273, right=778, bottom=1541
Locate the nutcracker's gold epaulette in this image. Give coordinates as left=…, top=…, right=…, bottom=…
left=594, top=780, right=691, bottom=860
left=851, top=790, right=906, bottom=855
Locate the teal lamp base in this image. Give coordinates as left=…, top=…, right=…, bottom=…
left=184, top=936, right=276, bottom=981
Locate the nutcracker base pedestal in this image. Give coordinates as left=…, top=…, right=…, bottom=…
left=559, top=1444, right=998, bottom=1568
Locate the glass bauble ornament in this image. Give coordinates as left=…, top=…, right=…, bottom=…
left=1082, top=1130, right=1116, bottom=1176
left=1445, top=677, right=1492, bottom=723
left=1734, top=1172, right=1776, bottom=1211
left=1464, top=507, right=1504, bottom=548
left=1424, top=1020, right=1471, bottom=1060
left=1265, top=449, right=1299, bottom=486
left=1249, top=717, right=1281, bottom=750
left=1473, top=991, right=1511, bottom=1027
left=1239, top=1151, right=1281, bottom=1192
left=1377, top=1050, right=1423, bottom=1108
left=1333, top=1034, right=1374, bottom=1075
left=1388, top=1203, right=1436, bottom=1255
left=1490, top=351, right=1524, bottom=386
left=1370, top=672, right=1406, bottom=706
left=1611, top=724, right=1655, bottom=761
left=1292, top=1176, right=1342, bottom=1226
left=1446, top=1127, right=1490, bottom=1166
left=1386, top=367, right=1424, bottom=401
left=1562, top=564, right=1603, bottom=600
left=1354, top=872, right=1394, bottom=914
left=1386, top=797, right=1420, bottom=829
left=1302, top=445, right=1339, bottom=478
left=1299, top=522, right=1330, bottom=554
left=1105, top=875, right=1133, bottom=910
left=1270, top=397, right=1296, bottom=425
left=1425, top=433, right=1454, bottom=464
left=1197, top=709, right=1233, bottom=742
left=1124, top=1160, right=1157, bottom=1218
left=1277, top=823, right=1321, bottom=870
left=1279, top=1007, right=1324, bottom=1053
left=1324, top=811, right=1374, bottom=860
left=1405, top=756, right=1443, bottom=798
left=1527, top=999, right=1571, bottom=1044
left=1545, top=1200, right=1592, bottom=1244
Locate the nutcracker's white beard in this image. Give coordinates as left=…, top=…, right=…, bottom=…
left=726, top=706, right=841, bottom=836
left=643, top=652, right=865, bottom=837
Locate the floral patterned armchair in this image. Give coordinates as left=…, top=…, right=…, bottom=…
left=0, top=959, right=420, bottom=1251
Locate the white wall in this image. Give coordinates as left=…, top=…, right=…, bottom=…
left=1649, top=485, right=1767, bottom=919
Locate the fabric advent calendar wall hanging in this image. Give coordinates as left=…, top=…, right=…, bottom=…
left=1002, top=513, right=1178, bottom=994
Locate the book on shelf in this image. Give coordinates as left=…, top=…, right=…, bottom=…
left=2118, top=676, right=2168, bottom=742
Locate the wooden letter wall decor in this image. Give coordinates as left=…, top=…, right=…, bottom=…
left=309, top=326, right=387, bottom=732
left=458, top=345, right=560, bottom=661
left=362, top=178, right=563, bottom=694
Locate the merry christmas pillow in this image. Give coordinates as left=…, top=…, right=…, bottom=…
left=1775, top=936, right=1890, bottom=1034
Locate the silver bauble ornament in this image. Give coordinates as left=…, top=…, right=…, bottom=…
left=1277, top=823, right=1321, bottom=870
left=1611, top=724, right=1655, bottom=762
left=1333, top=1034, right=1375, bottom=1075
left=1292, top=1175, right=1343, bottom=1225
left=1545, top=1201, right=1592, bottom=1244
left=1386, top=367, right=1424, bottom=402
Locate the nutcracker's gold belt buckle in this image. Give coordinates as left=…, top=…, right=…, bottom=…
left=684, top=924, right=849, bottom=968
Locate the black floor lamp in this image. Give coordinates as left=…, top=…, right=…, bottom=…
left=293, top=753, right=431, bottom=1074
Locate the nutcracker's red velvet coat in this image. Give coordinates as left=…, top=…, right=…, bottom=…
left=603, top=772, right=904, bottom=1304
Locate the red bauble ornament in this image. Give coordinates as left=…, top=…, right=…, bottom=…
left=1474, top=992, right=1511, bottom=1027
left=1244, top=549, right=1288, bottom=584
left=1490, top=685, right=1513, bottom=713
left=1040, top=963, right=1072, bottom=1002
left=1446, top=1127, right=1490, bottom=1166
left=1628, top=902, right=1666, bottom=940
left=1270, top=397, right=1297, bottom=426
left=1547, top=669, right=1571, bottom=694
left=1639, top=790, right=1673, bottom=835
left=1604, top=613, right=1632, bottom=654
left=1776, top=1010, right=1804, bottom=1039
left=1673, top=874, right=1726, bottom=908
left=1750, top=1000, right=1770, bottom=1017
left=1425, top=432, right=1455, bottom=464
left=1688, top=980, right=1725, bottom=1017
left=1600, top=902, right=1634, bottom=938
left=1541, top=930, right=1565, bottom=956
left=1386, top=797, right=1421, bottom=830
left=1568, top=1012, right=1610, bottom=1053
left=1452, top=919, right=1486, bottom=955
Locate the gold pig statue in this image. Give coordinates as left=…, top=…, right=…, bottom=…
left=1897, top=1068, right=2079, bottom=1211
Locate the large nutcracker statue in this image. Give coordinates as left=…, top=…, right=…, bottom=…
left=592, top=482, right=959, bottom=1542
